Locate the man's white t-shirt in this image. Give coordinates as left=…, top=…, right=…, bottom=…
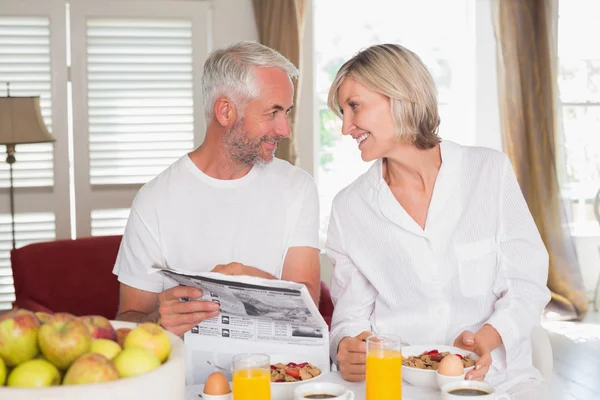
left=112, top=155, right=320, bottom=293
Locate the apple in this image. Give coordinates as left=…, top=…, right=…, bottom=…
left=80, top=315, right=117, bottom=341
left=113, top=347, right=161, bottom=378
left=0, top=356, right=6, bottom=385
left=116, top=328, right=131, bottom=348
left=0, top=309, right=40, bottom=367
left=63, top=353, right=119, bottom=385
left=124, top=322, right=171, bottom=363
left=35, top=312, right=53, bottom=325
left=7, top=359, right=60, bottom=387
left=90, top=338, right=122, bottom=360
left=38, top=313, right=92, bottom=370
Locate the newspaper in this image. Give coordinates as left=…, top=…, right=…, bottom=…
left=158, top=269, right=330, bottom=385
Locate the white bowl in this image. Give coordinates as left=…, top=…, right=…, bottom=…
left=0, top=320, right=186, bottom=400
left=269, top=354, right=328, bottom=400
left=401, top=345, right=477, bottom=390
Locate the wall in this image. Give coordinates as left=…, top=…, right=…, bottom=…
left=211, top=0, right=258, bottom=48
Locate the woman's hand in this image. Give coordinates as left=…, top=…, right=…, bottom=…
left=453, top=330, right=493, bottom=381
left=337, top=331, right=372, bottom=382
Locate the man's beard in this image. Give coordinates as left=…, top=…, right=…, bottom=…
left=223, top=117, right=281, bottom=166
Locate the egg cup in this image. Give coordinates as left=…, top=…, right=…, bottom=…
left=201, top=392, right=232, bottom=400
left=436, top=370, right=466, bottom=390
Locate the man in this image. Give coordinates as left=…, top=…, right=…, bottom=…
left=113, top=41, right=321, bottom=337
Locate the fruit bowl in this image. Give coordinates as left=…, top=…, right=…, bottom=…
left=0, top=320, right=186, bottom=400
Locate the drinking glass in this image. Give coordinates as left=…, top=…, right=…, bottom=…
left=366, top=334, right=402, bottom=400
left=232, top=353, right=271, bottom=400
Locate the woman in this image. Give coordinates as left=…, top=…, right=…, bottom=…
left=325, top=44, right=550, bottom=396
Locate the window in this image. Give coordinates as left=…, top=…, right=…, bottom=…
left=0, top=0, right=210, bottom=309
left=558, top=0, right=600, bottom=236
left=314, top=0, right=472, bottom=242
left=69, top=0, right=209, bottom=237
left=0, top=15, right=53, bottom=187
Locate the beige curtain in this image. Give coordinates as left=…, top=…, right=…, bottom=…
left=252, top=0, right=307, bottom=165
left=494, top=0, right=588, bottom=319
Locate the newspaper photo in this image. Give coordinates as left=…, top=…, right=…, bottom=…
left=157, top=269, right=331, bottom=385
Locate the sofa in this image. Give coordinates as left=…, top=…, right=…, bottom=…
left=10, top=235, right=335, bottom=328
left=10, top=235, right=123, bottom=319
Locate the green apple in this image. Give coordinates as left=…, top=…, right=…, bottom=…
left=80, top=315, right=117, bottom=341
left=90, top=338, right=122, bottom=360
left=0, top=356, right=6, bottom=385
left=113, top=347, right=161, bottom=378
left=0, top=309, right=40, bottom=367
left=7, top=359, right=60, bottom=387
left=63, top=353, right=119, bottom=385
left=124, top=322, right=171, bottom=363
left=38, top=313, right=92, bottom=370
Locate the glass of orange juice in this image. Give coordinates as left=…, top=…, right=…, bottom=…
left=232, top=353, right=271, bottom=400
left=366, top=334, right=402, bottom=400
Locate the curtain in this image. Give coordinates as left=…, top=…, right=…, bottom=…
left=494, top=0, right=588, bottom=319
left=252, top=0, right=307, bottom=165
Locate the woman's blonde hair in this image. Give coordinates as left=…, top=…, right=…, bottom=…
left=328, top=43, right=441, bottom=149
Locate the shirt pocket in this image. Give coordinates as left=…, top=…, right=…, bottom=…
left=455, top=238, right=498, bottom=297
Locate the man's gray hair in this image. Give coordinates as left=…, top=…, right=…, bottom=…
left=201, top=41, right=299, bottom=122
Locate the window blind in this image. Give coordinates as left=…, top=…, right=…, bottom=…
left=91, top=208, right=129, bottom=236
left=0, top=212, right=55, bottom=310
left=86, top=18, right=195, bottom=185
left=0, top=16, right=53, bottom=187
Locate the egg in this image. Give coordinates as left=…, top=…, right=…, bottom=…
left=437, top=354, right=464, bottom=376
left=204, top=372, right=231, bottom=395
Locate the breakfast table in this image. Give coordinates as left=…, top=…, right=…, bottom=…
left=186, top=371, right=460, bottom=400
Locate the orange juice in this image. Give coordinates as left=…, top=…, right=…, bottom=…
left=366, top=349, right=402, bottom=400
left=232, top=367, right=271, bottom=400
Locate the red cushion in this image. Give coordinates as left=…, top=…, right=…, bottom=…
left=319, top=281, right=334, bottom=330
left=10, top=235, right=122, bottom=319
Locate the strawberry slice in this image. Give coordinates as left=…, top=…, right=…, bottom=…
left=286, top=362, right=298, bottom=368
left=297, top=362, right=308, bottom=368
left=285, top=369, right=300, bottom=379
left=455, top=354, right=464, bottom=360
left=426, top=350, right=439, bottom=355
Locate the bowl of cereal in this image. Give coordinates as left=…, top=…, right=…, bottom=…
left=269, top=355, right=326, bottom=400
left=401, top=345, right=478, bottom=390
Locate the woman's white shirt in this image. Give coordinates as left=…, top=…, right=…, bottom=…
left=325, top=140, right=551, bottom=386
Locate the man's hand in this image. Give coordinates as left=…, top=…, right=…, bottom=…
left=211, top=262, right=276, bottom=279
left=337, top=331, right=371, bottom=382
left=157, top=286, right=220, bottom=337
left=453, top=330, right=492, bottom=381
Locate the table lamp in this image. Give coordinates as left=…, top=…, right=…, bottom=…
left=0, top=83, right=56, bottom=250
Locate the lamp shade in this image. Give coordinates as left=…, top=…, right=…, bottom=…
left=0, top=96, right=55, bottom=145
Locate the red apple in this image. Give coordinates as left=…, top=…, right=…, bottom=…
left=116, top=328, right=132, bottom=348
left=34, top=312, right=53, bottom=325
left=38, top=313, right=92, bottom=370
left=80, top=315, right=117, bottom=341
left=0, top=309, right=40, bottom=367
left=63, top=353, right=119, bottom=385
